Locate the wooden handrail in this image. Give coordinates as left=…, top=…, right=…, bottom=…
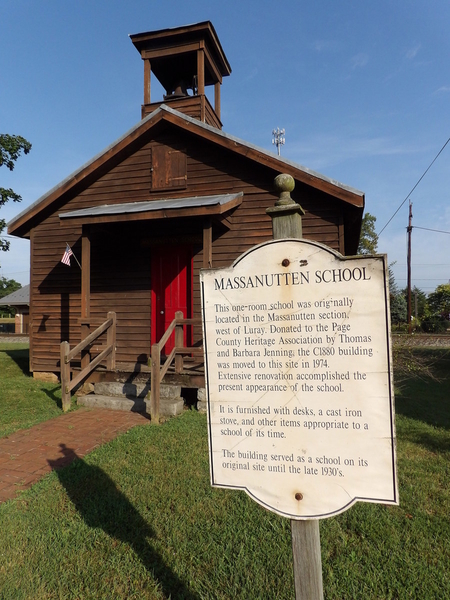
left=66, top=317, right=114, bottom=363
left=60, top=311, right=116, bottom=412
left=158, top=320, right=177, bottom=350
left=160, top=347, right=177, bottom=381
left=175, top=317, right=200, bottom=326
left=69, top=345, right=113, bottom=391
left=173, top=347, right=204, bottom=356
left=150, top=312, right=203, bottom=424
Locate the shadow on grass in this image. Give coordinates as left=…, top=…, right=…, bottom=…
left=394, top=351, right=450, bottom=454
left=398, top=427, right=450, bottom=453
left=41, top=386, right=63, bottom=410
left=48, top=444, right=199, bottom=600
left=4, top=347, right=30, bottom=376
left=395, top=373, right=450, bottom=430
left=394, top=349, right=450, bottom=429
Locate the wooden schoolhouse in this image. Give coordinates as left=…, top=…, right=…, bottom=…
left=7, top=22, right=364, bottom=412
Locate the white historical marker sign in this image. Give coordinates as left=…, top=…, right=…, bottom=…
left=200, top=239, right=398, bottom=519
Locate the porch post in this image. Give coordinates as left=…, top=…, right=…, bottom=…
left=174, top=310, right=184, bottom=373
left=203, top=219, right=213, bottom=268
left=60, top=341, right=71, bottom=412
left=197, top=48, right=205, bottom=96
left=150, top=344, right=160, bottom=424
left=144, top=59, right=151, bottom=105
left=214, top=82, right=221, bottom=120
left=197, top=47, right=206, bottom=122
left=81, top=226, right=91, bottom=371
left=106, top=311, right=116, bottom=371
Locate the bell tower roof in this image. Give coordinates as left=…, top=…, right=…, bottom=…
left=130, top=21, right=231, bottom=127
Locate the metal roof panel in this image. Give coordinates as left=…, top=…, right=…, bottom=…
left=59, top=192, right=243, bottom=219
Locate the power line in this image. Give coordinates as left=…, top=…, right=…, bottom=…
left=379, top=136, right=450, bottom=236
left=413, top=226, right=450, bottom=235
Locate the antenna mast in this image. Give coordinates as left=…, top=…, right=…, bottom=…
left=272, top=128, right=285, bottom=156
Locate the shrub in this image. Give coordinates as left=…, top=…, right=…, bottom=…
left=421, top=316, right=449, bottom=334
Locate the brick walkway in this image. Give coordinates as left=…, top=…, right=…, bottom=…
left=0, top=408, right=149, bottom=504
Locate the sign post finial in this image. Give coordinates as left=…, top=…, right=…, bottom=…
left=266, top=174, right=305, bottom=239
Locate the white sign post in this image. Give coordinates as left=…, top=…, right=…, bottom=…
left=201, top=239, right=398, bottom=519
left=201, top=173, right=398, bottom=600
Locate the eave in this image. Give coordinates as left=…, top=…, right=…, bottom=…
left=7, top=105, right=364, bottom=239
left=58, top=193, right=243, bottom=227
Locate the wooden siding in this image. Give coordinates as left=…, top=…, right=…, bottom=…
left=142, top=96, right=222, bottom=129
left=29, top=126, right=347, bottom=374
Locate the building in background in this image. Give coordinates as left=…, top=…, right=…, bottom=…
left=0, top=284, right=30, bottom=334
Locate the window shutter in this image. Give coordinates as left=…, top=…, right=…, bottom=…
left=151, top=146, right=187, bottom=190
left=168, top=150, right=187, bottom=188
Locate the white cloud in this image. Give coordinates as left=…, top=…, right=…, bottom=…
left=405, top=45, right=421, bottom=60
left=434, top=85, right=450, bottom=94
left=350, top=53, right=369, bottom=69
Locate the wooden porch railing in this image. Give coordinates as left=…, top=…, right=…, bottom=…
left=150, top=310, right=203, bottom=424
left=60, top=311, right=116, bottom=412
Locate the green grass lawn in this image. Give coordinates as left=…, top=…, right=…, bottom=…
left=0, top=345, right=449, bottom=599
left=0, top=342, right=76, bottom=439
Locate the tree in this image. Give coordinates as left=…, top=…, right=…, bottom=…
left=0, top=276, right=21, bottom=317
left=357, top=212, right=378, bottom=255
left=389, top=263, right=399, bottom=295
left=427, top=284, right=450, bottom=321
left=401, top=286, right=429, bottom=321
left=389, top=262, right=407, bottom=326
left=390, top=292, right=407, bottom=324
left=0, top=133, right=32, bottom=252
left=0, top=276, right=21, bottom=299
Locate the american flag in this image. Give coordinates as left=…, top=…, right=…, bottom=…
left=61, top=244, right=73, bottom=266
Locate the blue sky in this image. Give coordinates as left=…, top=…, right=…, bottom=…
left=1, top=0, right=449, bottom=292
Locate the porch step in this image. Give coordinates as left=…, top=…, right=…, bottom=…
left=77, top=381, right=184, bottom=417
left=95, top=380, right=183, bottom=401
left=77, top=394, right=184, bottom=417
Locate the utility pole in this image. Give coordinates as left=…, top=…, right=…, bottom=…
left=407, top=201, right=413, bottom=334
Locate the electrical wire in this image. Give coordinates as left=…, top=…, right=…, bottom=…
left=413, top=226, right=450, bottom=235
left=378, top=137, right=450, bottom=236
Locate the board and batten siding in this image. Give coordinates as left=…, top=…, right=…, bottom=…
left=29, top=127, right=345, bottom=373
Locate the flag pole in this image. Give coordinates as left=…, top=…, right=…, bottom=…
left=66, top=242, right=82, bottom=270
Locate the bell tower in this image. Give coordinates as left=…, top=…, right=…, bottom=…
left=130, top=21, right=231, bottom=129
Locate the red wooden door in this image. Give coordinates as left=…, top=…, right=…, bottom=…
left=151, top=245, right=192, bottom=353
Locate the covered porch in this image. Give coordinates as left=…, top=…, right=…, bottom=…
left=58, top=193, right=242, bottom=419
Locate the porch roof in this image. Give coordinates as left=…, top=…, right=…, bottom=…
left=59, top=192, right=243, bottom=226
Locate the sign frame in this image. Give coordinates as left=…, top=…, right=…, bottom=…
left=200, top=238, right=398, bottom=520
